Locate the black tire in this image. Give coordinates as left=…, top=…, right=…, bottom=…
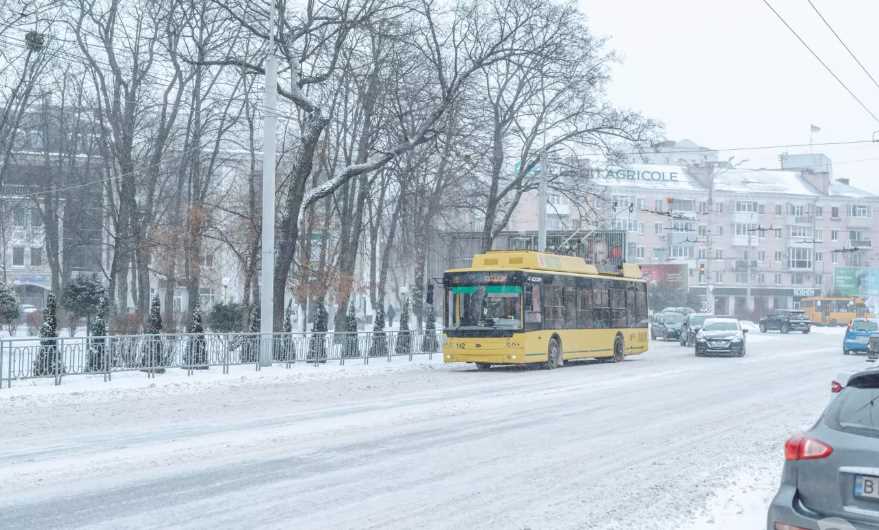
left=738, top=346, right=746, bottom=357
left=803, top=328, right=810, bottom=334
left=544, top=337, right=562, bottom=369
left=844, top=349, right=851, bottom=356
left=759, top=323, right=766, bottom=333
left=475, top=362, right=491, bottom=371
left=781, top=323, right=790, bottom=334
left=612, top=336, right=625, bottom=363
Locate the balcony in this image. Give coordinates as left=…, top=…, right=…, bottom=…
left=791, top=216, right=812, bottom=225
left=851, top=239, right=872, bottom=248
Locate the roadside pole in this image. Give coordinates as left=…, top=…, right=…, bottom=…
left=538, top=151, right=547, bottom=252
left=259, top=3, right=277, bottom=367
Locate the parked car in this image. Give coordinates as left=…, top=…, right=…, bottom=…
left=680, top=313, right=711, bottom=347
left=651, top=312, right=685, bottom=341
left=843, top=318, right=879, bottom=356
left=759, top=309, right=811, bottom=334
left=694, top=317, right=747, bottom=356
left=767, top=368, right=879, bottom=530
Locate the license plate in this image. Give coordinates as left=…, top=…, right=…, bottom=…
left=855, top=475, right=879, bottom=500
left=710, top=341, right=727, bottom=348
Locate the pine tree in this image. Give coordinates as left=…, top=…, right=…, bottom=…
left=369, top=305, right=387, bottom=357
left=395, top=296, right=411, bottom=355
left=308, top=299, right=328, bottom=362
left=423, top=304, right=438, bottom=352
left=187, top=303, right=208, bottom=368
left=342, top=302, right=359, bottom=358
left=0, top=282, right=20, bottom=335
left=241, top=304, right=260, bottom=363
left=276, top=302, right=295, bottom=362
left=87, top=296, right=108, bottom=372
left=143, top=294, right=165, bottom=371
left=33, top=293, right=60, bottom=377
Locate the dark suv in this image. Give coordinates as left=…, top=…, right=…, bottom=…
left=759, top=310, right=811, bottom=334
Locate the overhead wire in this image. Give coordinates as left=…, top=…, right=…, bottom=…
left=760, top=0, right=879, bottom=124
left=806, top=0, right=879, bottom=93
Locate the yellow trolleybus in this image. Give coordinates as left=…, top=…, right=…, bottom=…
left=442, top=251, right=648, bottom=369
left=799, top=296, right=873, bottom=326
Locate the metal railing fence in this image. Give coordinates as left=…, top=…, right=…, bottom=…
left=0, top=330, right=445, bottom=388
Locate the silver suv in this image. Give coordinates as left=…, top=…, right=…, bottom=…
left=767, top=369, right=879, bottom=529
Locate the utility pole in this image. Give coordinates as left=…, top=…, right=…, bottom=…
left=259, top=1, right=277, bottom=367
left=705, top=170, right=715, bottom=314
left=537, top=150, right=547, bottom=252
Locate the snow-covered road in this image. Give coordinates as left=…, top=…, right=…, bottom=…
left=0, top=328, right=866, bottom=529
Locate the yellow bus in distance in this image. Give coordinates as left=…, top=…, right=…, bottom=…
left=442, top=251, right=648, bottom=369
left=799, top=296, right=873, bottom=326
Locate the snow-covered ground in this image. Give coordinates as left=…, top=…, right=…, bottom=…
left=0, top=327, right=863, bottom=529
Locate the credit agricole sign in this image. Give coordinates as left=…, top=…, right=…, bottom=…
left=583, top=166, right=683, bottom=184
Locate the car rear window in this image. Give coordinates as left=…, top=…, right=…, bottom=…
left=827, top=375, right=879, bottom=438
left=852, top=320, right=879, bottom=332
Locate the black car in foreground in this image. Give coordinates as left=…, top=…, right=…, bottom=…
left=759, top=309, right=811, bottom=334
left=694, top=317, right=747, bottom=356
left=767, top=368, right=879, bottom=530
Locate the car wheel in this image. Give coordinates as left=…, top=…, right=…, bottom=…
left=844, top=349, right=850, bottom=356
left=738, top=346, right=746, bottom=357
left=475, top=362, right=491, bottom=371
left=612, top=336, right=625, bottom=363
left=544, top=338, right=562, bottom=369
left=781, top=323, right=790, bottom=334
left=759, top=323, right=766, bottom=333
left=803, top=328, right=810, bottom=334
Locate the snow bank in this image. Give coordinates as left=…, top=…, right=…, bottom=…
left=0, top=354, right=449, bottom=404
left=677, top=465, right=778, bottom=530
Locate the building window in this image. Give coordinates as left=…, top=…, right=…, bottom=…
left=788, top=204, right=805, bottom=216
left=775, top=273, right=783, bottom=285
left=815, top=206, right=823, bottom=217
left=848, top=204, right=872, bottom=218
left=790, top=226, right=811, bottom=239
left=757, top=273, right=766, bottom=284
left=654, top=223, right=662, bottom=235
left=816, top=252, right=823, bottom=262
left=815, top=230, right=823, bottom=242
left=850, top=230, right=867, bottom=243
left=717, top=203, right=724, bottom=213
left=715, top=271, right=722, bottom=283
left=715, top=249, right=723, bottom=259
left=698, top=247, right=706, bottom=259
left=832, top=252, right=839, bottom=264
left=831, top=206, right=840, bottom=218
left=30, top=208, right=42, bottom=227
left=735, top=201, right=758, bottom=213
left=12, top=247, right=24, bottom=266
left=775, top=204, right=783, bottom=215
left=792, top=272, right=806, bottom=285
left=789, top=248, right=812, bottom=269
left=30, top=247, right=42, bottom=267
left=627, top=242, right=636, bottom=259
left=736, top=272, right=748, bottom=284
left=774, top=228, right=782, bottom=238
left=831, top=230, right=839, bottom=241
left=655, top=199, right=664, bottom=212
left=636, top=246, right=645, bottom=258
left=816, top=274, right=823, bottom=285
left=698, top=225, right=707, bottom=237
left=13, top=207, right=25, bottom=227
left=758, top=250, right=766, bottom=262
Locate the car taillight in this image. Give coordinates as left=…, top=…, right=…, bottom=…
left=784, top=435, right=833, bottom=461
left=831, top=380, right=844, bottom=393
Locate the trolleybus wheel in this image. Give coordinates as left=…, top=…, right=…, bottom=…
left=612, top=336, right=625, bottom=363
left=544, top=338, right=562, bottom=369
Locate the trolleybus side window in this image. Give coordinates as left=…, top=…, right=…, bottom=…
left=578, top=284, right=593, bottom=328
left=524, top=284, right=542, bottom=327
left=544, top=284, right=565, bottom=329
left=564, top=286, right=579, bottom=328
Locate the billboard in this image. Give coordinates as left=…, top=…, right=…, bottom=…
left=834, top=267, right=879, bottom=297
left=640, top=264, right=688, bottom=290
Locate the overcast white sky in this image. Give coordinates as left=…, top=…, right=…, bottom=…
left=581, top=0, right=879, bottom=192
